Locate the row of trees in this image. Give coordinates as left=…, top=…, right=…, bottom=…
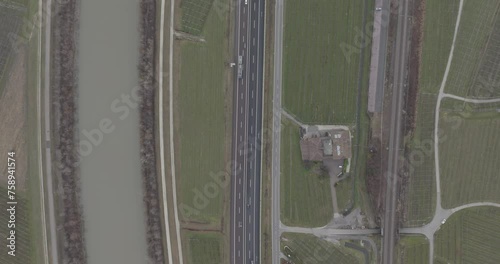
left=138, top=1, right=165, bottom=263
left=52, top=0, right=87, bottom=263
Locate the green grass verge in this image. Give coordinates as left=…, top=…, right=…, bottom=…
left=282, top=0, right=366, bottom=124
left=281, top=233, right=364, bottom=264
left=176, top=0, right=228, bottom=224
left=445, top=0, right=500, bottom=97
left=396, top=235, right=429, bottom=264
left=402, top=0, right=459, bottom=227
left=438, top=100, right=500, bottom=208
left=336, top=175, right=353, bottom=213
left=434, top=207, right=500, bottom=264
left=280, top=120, right=333, bottom=227
left=183, top=231, right=222, bottom=264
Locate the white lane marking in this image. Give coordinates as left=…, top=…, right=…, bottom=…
left=243, top=35, right=245, bottom=42
left=253, top=20, right=256, bottom=28
left=253, top=37, right=255, bottom=46
left=239, top=178, right=242, bottom=184
left=241, top=107, right=243, bottom=114
left=241, top=92, right=243, bottom=99
left=240, top=121, right=243, bottom=128
left=252, top=55, right=255, bottom=63
left=252, top=73, right=254, bottom=81
left=238, top=207, right=241, bottom=213
left=251, top=126, right=253, bottom=133
left=251, top=108, right=254, bottom=116
left=252, top=90, right=254, bottom=98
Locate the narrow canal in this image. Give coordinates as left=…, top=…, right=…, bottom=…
left=77, top=0, right=148, bottom=263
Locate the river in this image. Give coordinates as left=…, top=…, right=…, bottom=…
left=77, top=0, right=149, bottom=263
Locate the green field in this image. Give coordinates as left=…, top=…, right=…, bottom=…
left=183, top=231, right=223, bottom=264
left=434, top=207, right=500, bottom=264
left=280, top=120, right=333, bottom=227
left=180, top=0, right=216, bottom=36
left=176, top=0, right=229, bottom=224
left=396, top=235, right=429, bottom=264
left=444, top=0, right=500, bottom=98
left=282, top=0, right=366, bottom=124
left=438, top=100, right=500, bottom=208
left=402, top=0, right=460, bottom=227
left=281, top=233, right=365, bottom=264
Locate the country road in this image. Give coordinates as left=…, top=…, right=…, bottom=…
left=271, top=0, right=284, bottom=263
left=41, top=0, right=59, bottom=262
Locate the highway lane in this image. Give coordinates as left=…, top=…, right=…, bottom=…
left=230, top=0, right=265, bottom=263
left=381, top=0, right=410, bottom=263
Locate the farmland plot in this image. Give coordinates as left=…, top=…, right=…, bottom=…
left=176, top=0, right=229, bottom=225
left=282, top=0, right=365, bottom=124
left=396, top=235, right=429, bottom=264
left=401, top=0, right=459, bottom=227
left=281, top=233, right=363, bottom=264
left=0, top=1, right=26, bottom=95
left=444, top=0, right=500, bottom=98
left=183, top=231, right=223, bottom=264
left=438, top=102, right=500, bottom=208
left=180, top=0, right=216, bottom=36
left=434, top=207, right=500, bottom=264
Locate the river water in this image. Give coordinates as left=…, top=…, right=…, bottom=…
left=77, top=0, right=148, bottom=263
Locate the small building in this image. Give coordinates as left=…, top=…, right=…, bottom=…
left=299, top=129, right=352, bottom=162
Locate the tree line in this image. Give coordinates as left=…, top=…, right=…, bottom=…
left=138, top=0, right=166, bottom=263
left=52, top=0, right=87, bottom=263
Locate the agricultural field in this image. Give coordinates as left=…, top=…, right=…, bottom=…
left=444, top=0, right=500, bottom=98
left=0, top=187, right=33, bottom=263
left=175, top=0, right=229, bottom=225
left=0, top=0, right=27, bottom=96
left=401, top=0, right=459, bottom=227
left=438, top=99, right=500, bottom=208
left=280, top=120, right=333, bottom=227
left=282, top=0, right=366, bottom=124
left=183, top=231, right=223, bottom=264
left=396, top=235, right=429, bottom=264
left=434, top=207, right=500, bottom=264
left=180, top=0, right=217, bottom=36
left=281, top=233, right=365, bottom=264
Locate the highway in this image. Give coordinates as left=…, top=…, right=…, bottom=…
left=230, top=0, right=265, bottom=263
left=381, top=0, right=410, bottom=263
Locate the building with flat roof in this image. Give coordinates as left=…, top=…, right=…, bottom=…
left=299, top=128, right=352, bottom=162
